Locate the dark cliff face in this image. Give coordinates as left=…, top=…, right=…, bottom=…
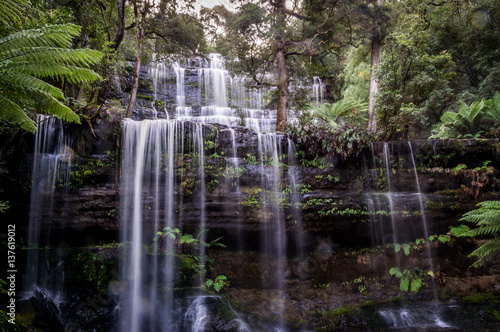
left=8, top=120, right=500, bottom=249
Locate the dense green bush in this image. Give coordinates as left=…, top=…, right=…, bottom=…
left=431, top=92, right=500, bottom=138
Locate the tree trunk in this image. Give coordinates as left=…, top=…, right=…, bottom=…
left=97, top=0, right=126, bottom=104
left=126, top=46, right=142, bottom=118
left=368, top=0, right=381, bottom=133
left=275, top=0, right=288, bottom=133
left=111, top=0, right=126, bottom=51
left=126, top=1, right=146, bottom=118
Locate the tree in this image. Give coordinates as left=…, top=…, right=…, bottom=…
left=375, top=4, right=456, bottom=140
left=125, top=0, right=202, bottom=118
left=209, top=0, right=367, bottom=132
left=126, top=0, right=153, bottom=118
left=0, top=19, right=103, bottom=132
left=460, top=201, right=500, bottom=268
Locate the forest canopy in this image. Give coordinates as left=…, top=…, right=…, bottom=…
left=0, top=0, right=498, bottom=140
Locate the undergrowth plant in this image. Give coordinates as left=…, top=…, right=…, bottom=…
left=460, top=201, right=500, bottom=268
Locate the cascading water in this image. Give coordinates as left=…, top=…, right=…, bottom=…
left=257, top=133, right=286, bottom=328
left=120, top=119, right=208, bottom=332
left=368, top=141, right=450, bottom=329
left=149, top=54, right=276, bottom=132
left=150, top=61, right=170, bottom=119
left=24, top=115, right=73, bottom=300
left=173, top=61, right=191, bottom=117
left=312, top=76, right=324, bottom=105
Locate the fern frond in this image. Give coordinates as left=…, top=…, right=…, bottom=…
left=0, top=23, right=102, bottom=132
left=0, top=24, right=81, bottom=52
left=3, top=73, right=65, bottom=100
left=0, top=0, right=28, bottom=28
left=314, top=99, right=367, bottom=127
left=0, top=95, right=36, bottom=132
left=3, top=48, right=103, bottom=69
left=469, top=237, right=500, bottom=268
left=34, top=91, right=80, bottom=124
left=12, top=63, right=102, bottom=84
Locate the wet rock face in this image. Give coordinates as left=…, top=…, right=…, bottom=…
left=12, top=118, right=500, bottom=248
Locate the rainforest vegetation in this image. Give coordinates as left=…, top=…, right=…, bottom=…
left=0, top=0, right=498, bottom=139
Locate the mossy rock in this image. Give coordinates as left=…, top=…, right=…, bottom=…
left=137, top=94, right=153, bottom=101
left=155, top=99, right=165, bottom=109
left=0, top=310, right=36, bottom=332
left=462, top=291, right=499, bottom=304
left=313, top=304, right=356, bottom=317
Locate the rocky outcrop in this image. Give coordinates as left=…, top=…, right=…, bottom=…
left=9, top=121, right=500, bottom=248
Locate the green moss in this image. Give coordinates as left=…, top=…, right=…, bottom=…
left=386, top=296, right=404, bottom=305
left=315, top=304, right=356, bottom=317
left=137, top=94, right=152, bottom=100
left=0, top=310, right=33, bottom=331
left=462, top=291, right=499, bottom=304
left=360, top=300, right=375, bottom=310
left=487, top=309, right=500, bottom=321
left=154, top=99, right=165, bottom=109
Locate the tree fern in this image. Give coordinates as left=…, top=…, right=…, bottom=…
left=314, top=99, right=368, bottom=127
left=0, top=24, right=103, bottom=132
left=0, top=0, right=27, bottom=28
left=460, top=201, right=500, bottom=267
left=431, top=98, right=491, bottom=138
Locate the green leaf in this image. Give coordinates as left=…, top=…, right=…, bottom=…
left=410, top=277, right=422, bottom=292
left=389, top=267, right=399, bottom=276
left=394, top=243, right=401, bottom=253
left=0, top=24, right=103, bottom=132
left=400, top=276, right=409, bottom=292
left=402, top=243, right=411, bottom=256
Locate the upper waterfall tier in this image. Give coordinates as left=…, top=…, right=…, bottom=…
left=141, top=54, right=277, bottom=132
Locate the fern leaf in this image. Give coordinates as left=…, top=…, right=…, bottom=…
left=0, top=0, right=28, bottom=28
left=0, top=95, right=36, bottom=132
left=34, top=91, right=80, bottom=124
left=469, top=237, right=500, bottom=268
left=3, top=73, right=65, bottom=100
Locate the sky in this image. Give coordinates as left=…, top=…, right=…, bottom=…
left=193, top=0, right=237, bottom=11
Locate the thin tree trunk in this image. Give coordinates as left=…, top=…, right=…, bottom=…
left=368, top=0, right=381, bottom=133
left=97, top=0, right=126, bottom=104
left=111, top=0, right=126, bottom=51
left=275, top=0, right=288, bottom=132
left=126, top=45, right=142, bottom=118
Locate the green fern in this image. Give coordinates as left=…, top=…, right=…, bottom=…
left=460, top=201, right=500, bottom=268
left=0, top=23, right=103, bottom=132
left=313, top=99, right=368, bottom=127
left=431, top=97, right=492, bottom=138
left=0, top=0, right=27, bottom=28
left=484, top=92, right=500, bottom=130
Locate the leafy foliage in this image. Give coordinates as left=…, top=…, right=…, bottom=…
left=204, top=275, right=228, bottom=293
left=287, top=119, right=374, bottom=162
left=460, top=201, right=500, bottom=268
left=389, top=267, right=434, bottom=292
left=0, top=22, right=103, bottom=132
left=431, top=98, right=491, bottom=138
left=313, top=99, right=368, bottom=128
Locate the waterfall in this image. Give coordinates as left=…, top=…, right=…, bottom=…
left=257, top=133, right=286, bottom=327
left=367, top=141, right=449, bottom=328
left=312, top=76, right=324, bottom=105
left=120, top=119, right=207, bottom=332
left=173, top=62, right=191, bottom=118
left=408, top=142, right=439, bottom=298
left=146, top=54, right=276, bottom=132
left=150, top=62, right=170, bottom=119
left=24, top=115, right=73, bottom=300
left=378, top=308, right=452, bottom=328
